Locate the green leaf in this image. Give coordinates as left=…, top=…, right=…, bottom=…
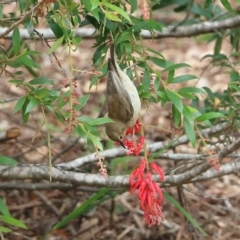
left=178, top=87, right=206, bottom=94
left=220, top=0, right=233, bottom=12
left=164, top=193, right=207, bottom=236
left=167, top=70, right=174, bottom=83
left=90, top=134, right=103, bottom=150
left=172, top=75, right=198, bottom=83
left=184, top=117, right=196, bottom=147
left=163, top=63, right=191, bottom=72
left=54, top=188, right=112, bottom=229
left=150, top=57, right=166, bottom=68
left=129, top=0, right=137, bottom=13
left=12, top=28, right=21, bottom=54
left=0, top=4, right=3, bottom=19
left=13, top=96, right=27, bottom=113
left=47, top=36, right=64, bottom=54
left=25, top=96, right=39, bottom=113
left=0, top=226, right=12, bottom=233
left=214, top=37, right=222, bottom=55
left=78, top=116, right=113, bottom=126
left=0, top=156, right=18, bottom=166
left=147, top=19, right=162, bottom=32
left=91, top=0, right=100, bottom=10
left=48, top=20, right=64, bottom=39
left=183, top=106, right=196, bottom=125
left=82, top=0, right=92, bottom=11
left=102, top=2, right=131, bottom=23
left=142, top=70, right=150, bottom=88
left=77, top=94, right=90, bottom=110
left=0, top=215, right=27, bottom=229
left=0, top=197, right=11, bottom=216
left=90, top=7, right=100, bottom=22
left=139, top=91, right=152, bottom=99
left=18, top=55, right=40, bottom=69
left=195, top=112, right=226, bottom=122
left=8, top=79, right=24, bottom=85
left=166, top=90, right=183, bottom=113
left=154, top=76, right=160, bottom=92
left=33, top=89, right=52, bottom=99
left=172, top=105, right=181, bottom=127
left=28, top=77, right=54, bottom=85
left=105, top=12, right=121, bottom=22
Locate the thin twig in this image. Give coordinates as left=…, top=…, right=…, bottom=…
left=0, top=2, right=41, bottom=39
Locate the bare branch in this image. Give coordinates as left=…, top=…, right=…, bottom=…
left=1, top=16, right=240, bottom=39
left=0, top=2, right=41, bottom=39
left=57, top=122, right=228, bottom=169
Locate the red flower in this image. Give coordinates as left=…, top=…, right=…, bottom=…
left=129, top=159, right=165, bottom=227
left=123, top=136, right=145, bottom=156
left=126, top=119, right=142, bottom=135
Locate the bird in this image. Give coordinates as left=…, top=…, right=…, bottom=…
left=105, top=44, right=141, bottom=147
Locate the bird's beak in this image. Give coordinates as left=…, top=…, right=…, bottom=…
left=120, top=141, right=126, bottom=148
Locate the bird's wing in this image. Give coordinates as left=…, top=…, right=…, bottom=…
left=107, top=60, right=134, bottom=122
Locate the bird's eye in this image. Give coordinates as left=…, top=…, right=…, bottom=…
left=120, top=136, right=123, bottom=140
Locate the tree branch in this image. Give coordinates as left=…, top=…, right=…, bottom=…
left=0, top=2, right=41, bottom=39
left=57, top=122, right=228, bottom=169
left=1, top=16, right=240, bottom=39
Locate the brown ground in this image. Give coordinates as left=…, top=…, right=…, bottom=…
left=0, top=3, right=240, bottom=240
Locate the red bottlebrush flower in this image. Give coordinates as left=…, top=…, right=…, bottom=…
left=126, top=119, right=142, bottom=135
left=129, top=159, right=165, bottom=227
left=123, top=136, right=145, bottom=156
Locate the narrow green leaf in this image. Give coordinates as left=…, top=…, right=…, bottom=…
left=12, top=28, right=21, bottom=54
left=167, top=70, right=175, bottom=83
left=78, top=116, right=113, bottom=125
left=0, top=226, right=12, bottom=233
left=102, top=2, right=131, bottom=22
left=164, top=193, right=207, bottom=236
left=142, top=69, right=150, bottom=88
left=147, top=19, right=162, bottom=32
left=0, top=156, right=18, bottom=166
left=150, top=57, right=166, bottom=68
left=163, top=63, right=191, bottom=72
left=105, top=12, right=121, bottom=22
left=91, top=0, right=100, bottom=10
left=33, top=89, right=52, bottom=99
left=172, top=75, right=198, bottom=83
left=195, top=112, right=226, bottom=122
left=13, top=96, right=27, bottom=113
left=178, top=87, right=206, bottom=94
left=89, top=134, right=103, bottom=151
left=25, top=96, right=39, bottom=113
left=183, top=106, right=195, bottom=125
left=89, top=117, right=114, bottom=125
left=184, top=118, right=196, bottom=147
left=166, top=90, right=183, bottom=113
left=18, top=55, right=40, bottom=69
left=139, top=91, right=152, bottom=99
left=82, top=0, right=92, bottom=11
left=0, top=215, right=27, bottom=229
left=77, top=94, right=90, bottom=110
left=172, top=105, right=181, bottom=127
left=154, top=76, right=160, bottom=92
left=8, top=79, right=24, bottom=84
left=129, top=0, right=137, bottom=13
left=48, top=36, right=64, bottom=54
left=28, top=77, right=54, bottom=85
left=0, top=197, right=11, bottom=216
left=57, top=90, right=71, bottom=108
left=0, top=4, right=3, bottom=19
left=220, top=0, right=233, bottom=12
left=214, top=37, right=222, bottom=55
left=54, top=188, right=111, bottom=229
